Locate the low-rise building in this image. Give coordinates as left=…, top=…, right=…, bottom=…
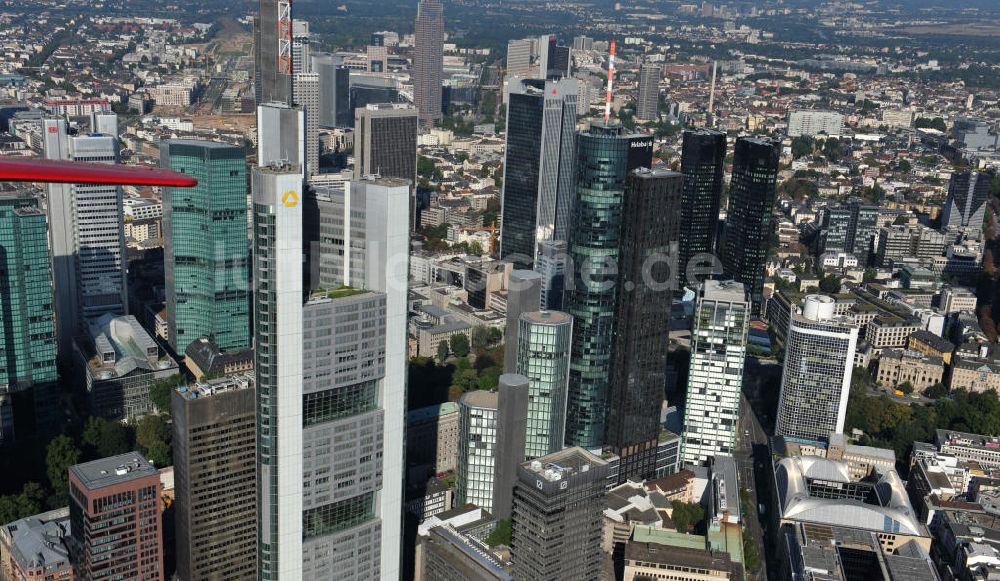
left=907, top=329, right=955, bottom=365
left=936, top=429, right=1000, bottom=469
left=0, top=507, right=73, bottom=581
left=624, top=540, right=744, bottom=581
left=875, top=349, right=945, bottom=391
left=865, top=315, right=921, bottom=351
left=407, top=402, right=461, bottom=473
left=949, top=357, right=1000, bottom=394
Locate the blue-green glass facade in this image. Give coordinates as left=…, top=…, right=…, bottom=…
left=161, top=140, right=250, bottom=354
left=564, top=121, right=651, bottom=448
left=0, top=195, right=57, bottom=437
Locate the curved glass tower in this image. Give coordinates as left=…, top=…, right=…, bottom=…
left=516, top=310, right=573, bottom=458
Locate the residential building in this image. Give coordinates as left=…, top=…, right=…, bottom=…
left=68, top=453, right=164, bottom=580
left=74, top=314, right=180, bottom=420
left=606, top=168, right=682, bottom=482
left=413, top=0, right=444, bottom=127
left=172, top=374, right=257, bottom=581
left=720, top=137, right=780, bottom=313
left=515, top=311, right=572, bottom=459
left=0, top=508, right=73, bottom=581
left=510, top=448, right=608, bottom=581
left=406, top=402, right=461, bottom=472
left=456, top=390, right=499, bottom=511
left=43, top=117, right=128, bottom=357
left=942, top=169, right=993, bottom=235
left=353, top=103, right=418, bottom=229
left=787, top=110, right=845, bottom=137
left=503, top=270, right=542, bottom=373
left=564, top=121, right=653, bottom=449
left=775, top=295, right=858, bottom=442
left=499, top=77, right=578, bottom=268
left=255, top=0, right=293, bottom=106
left=0, top=194, right=57, bottom=440
left=635, top=63, right=660, bottom=121
left=161, top=140, right=250, bottom=355
left=875, top=349, right=945, bottom=391
left=678, top=129, right=726, bottom=283
left=681, top=281, right=749, bottom=465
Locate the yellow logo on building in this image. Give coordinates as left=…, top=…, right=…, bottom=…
left=281, top=190, right=298, bottom=208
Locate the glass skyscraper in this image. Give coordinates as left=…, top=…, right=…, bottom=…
left=564, top=121, right=652, bottom=449
left=161, top=140, right=250, bottom=355
left=943, top=169, right=993, bottom=235
left=720, top=136, right=780, bottom=314
left=0, top=194, right=57, bottom=440
left=678, top=129, right=726, bottom=284
left=516, top=310, right=572, bottom=459
left=456, top=390, right=499, bottom=512
left=775, top=295, right=858, bottom=442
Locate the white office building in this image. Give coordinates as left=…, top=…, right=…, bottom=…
left=681, top=281, right=749, bottom=466
left=775, top=295, right=859, bottom=442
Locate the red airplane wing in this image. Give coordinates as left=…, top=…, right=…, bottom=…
left=0, top=157, right=198, bottom=187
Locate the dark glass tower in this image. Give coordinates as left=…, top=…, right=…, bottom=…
left=720, top=136, right=780, bottom=315
left=606, top=168, right=682, bottom=482
left=499, top=78, right=577, bottom=267
left=678, top=129, right=726, bottom=284
left=564, top=121, right=652, bottom=449
left=255, top=0, right=293, bottom=106
left=943, top=169, right=993, bottom=233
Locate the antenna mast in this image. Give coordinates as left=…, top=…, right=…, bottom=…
left=604, top=39, right=616, bottom=122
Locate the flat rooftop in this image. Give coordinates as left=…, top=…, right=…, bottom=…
left=70, top=452, right=158, bottom=491
left=522, top=446, right=608, bottom=483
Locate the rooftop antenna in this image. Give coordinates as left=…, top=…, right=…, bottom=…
left=707, top=60, right=718, bottom=126
left=604, top=39, right=616, bottom=122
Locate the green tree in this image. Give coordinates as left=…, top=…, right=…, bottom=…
left=791, top=136, right=814, bottom=158
left=485, top=518, right=512, bottom=547
left=487, top=327, right=503, bottom=346
left=436, top=341, right=450, bottom=361
left=418, top=156, right=436, bottom=179
left=0, top=483, right=45, bottom=524
left=450, top=334, right=470, bottom=358
left=46, top=436, right=81, bottom=505
left=863, top=267, right=878, bottom=282
left=148, top=375, right=183, bottom=415
left=136, top=415, right=172, bottom=468
left=477, top=366, right=503, bottom=390
left=670, top=500, right=705, bottom=533
left=819, top=275, right=841, bottom=294
left=452, top=369, right=479, bottom=394
left=82, top=417, right=132, bottom=460
left=471, top=326, right=491, bottom=350
left=897, top=160, right=912, bottom=173
left=924, top=382, right=948, bottom=399
left=898, top=381, right=914, bottom=395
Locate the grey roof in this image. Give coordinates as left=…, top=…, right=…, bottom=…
left=2, top=507, right=71, bottom=573
left=84, top=314, right=177, bottom=379
left=70, top=452, right=158, bottom=491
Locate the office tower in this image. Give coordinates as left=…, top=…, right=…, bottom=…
left=510, top=447, right=608, bottom=581
left=506, top=38, right=533, bottom=77
left=499, top=78, right=578, bottom=268
left=456, top=390, right=499, bottom=511
left=0, top=194, right=57, bottom=440
left=160, top=140, right=250, bottom=355
left=516, top=311, right=572, bottom=459
left=536, top=240, right=568, bottom=310
left=172, top=374, right=257, bottom=581
left=636, top=63, right=660, bottom=121
left=606, top=169, right=682, bottom=482
left=312, top=54, right=351, bottom=128
left=43, top=118, right=127, bottom=356
left=368, top=45, right=388, bottom=73
left=846, top=198, right=879, bottom=265
left=254, top=165, right=408, bottom=578
left=821, top=206, right=851, bottom=254
left=564, top=121, right=652, bottom=449
left=292, top=19, right=310, bottom=74
left=293, top=72, right=321, bottom=174
left=503, top=270, right=542, bottom=373
left=493, top=374, right=530, bottom=519
left=413, top=0, right=444, bottom=127
left=875, top=223, right=946, bottom=267
left=68, top=453, right=164, bottom=580
left=775, top=295, right=859, bottom=441
left=256, top=0, right=293, bottom=105
left=943, top=169, right=993, bottom=234
left=572, top=35, right=593, bottom=51
left=257, top=103, right=305, bottom=166
left=353, top=103, right=418, bottom=228
left=720, top=136, right=780, bottom=314
left=681, top=280, right=749, bottom=466
left=678, top=129, right=726, bottom=282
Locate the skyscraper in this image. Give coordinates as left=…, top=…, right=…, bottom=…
left=506, top=38, right=534, bottom=77
left=499, top=77, right=578, bottom=267
left=256, top=0, right=293, bottom=106
left=455, top=390, right=498, bottom=512
left=68, top=452, right=164, bottom=580
left=257, top=103, right=305, bottom=167
left=311, top=54, right=351, bottom=128
left=172, top=374, right=257, bottom=580
left=353, top=103, right=418, bottom=229
left=161, top=140, right=250, bottom=355
left=503, top=270, right=542, bottom=373
left=720, top=136, right=780, bottom=314
left=0, top=194, right=57, bottom=440
left=413, top=0, right=444, bottom=127
left=819, top=199, right=879, bottom=265
left=606, top=168, right=682, bottom=482
left=510, top=447, right=608, bottom=581
left=636, top=63, right=660, bottom=121
left=493, top=374, right=530, bottom=519
left=291, top=18, right=310, bottom=74
left=564, top=121, right=652, bottom=449
left=516, top=311, right=572, bottom=459
left=678, top=129, right=726, bottom=282
left=775, top=295, right=859, bottom=441
left=43, top=117, right=127, bottom=356
left=254, top=164, right=408, bottom=578
left=293, top=72, right=321, bottom=174
left=943, top=169, right=993, bottom=235
left=536, top=239, right=568, bottom=310
left=681, top=280, right=749, bottom=466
